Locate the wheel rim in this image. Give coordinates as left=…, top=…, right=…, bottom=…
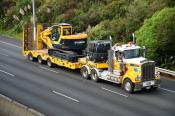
left=125, top=82, right=131, bottom=92
left=92, top=73, right=97, bottom=80
left=47, top=60, right=51, bottom=67
left=38, top=57, right=42, bottom=63
left=29, top=55, right=33, bottom=61
left=83, top=69, right=88, bottom=78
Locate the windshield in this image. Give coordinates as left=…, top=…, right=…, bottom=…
left=123, top=49, right=141, bottom=59
left=51, top=27, right=59, bottom=41
left=63, top=28, right=72, bottom=35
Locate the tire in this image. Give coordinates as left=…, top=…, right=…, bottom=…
left=91, top=69, right=100, bottom=82
left=123, top=79, right=134, bottom=93
left=38, top=56, right=43, bottom=64
left=81, top=66, right=90, bottom=79
left=28, top=53, right=34, bottom=61
left=47, top=58, right=54, bottom=67
left=151, top=86, right=158, bottom=91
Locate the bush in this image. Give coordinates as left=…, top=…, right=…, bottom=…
left=136, top=7, right=175, bottom=68
left=89, top=20, right=111, bottom=40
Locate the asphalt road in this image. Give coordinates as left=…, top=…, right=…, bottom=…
left=0, top=36, right=175, bottom=116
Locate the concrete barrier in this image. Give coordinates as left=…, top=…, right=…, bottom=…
left=10, top=101, right=28, bottom=116
left=0, top=94, right=45, bottom=116
left=28, top=108, right=45, bottom=116
left=0, top=94, right=12, bottom=116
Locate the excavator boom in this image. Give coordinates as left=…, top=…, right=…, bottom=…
left=40, top=27, right=53, bottom=48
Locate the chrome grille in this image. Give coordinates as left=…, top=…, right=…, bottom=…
left=141, top=61, right=155, bottom=81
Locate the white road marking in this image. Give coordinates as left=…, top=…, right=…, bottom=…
left=40, top=66, right=59, bottom=74
left=0, top=40, right=21, bottom=48
left=0, top=69, right=15, bottom=77
left=0, top=52, right=9, bottom=56
left=52, top=90, right=79, bottom=103
left=101, top=87, right=128, bottom=98
left=159, top=87, right=175, bottom=94
left=0, top=63, right=8, bottom=68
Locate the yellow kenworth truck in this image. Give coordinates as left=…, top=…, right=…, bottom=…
left=23, top=23, right=161, bottom=93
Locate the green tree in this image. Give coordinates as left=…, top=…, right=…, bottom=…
left=89, top=20, right=111, bottom=40
left=136, top=7, right=175, bottom=69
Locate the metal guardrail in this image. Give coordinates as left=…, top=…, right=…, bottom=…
left=156, top=67, right=175, bottom=77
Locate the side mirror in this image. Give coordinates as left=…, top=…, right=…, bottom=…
left=117, top=52, right=123, bottom=62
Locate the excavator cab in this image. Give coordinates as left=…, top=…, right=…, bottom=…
left=49, top=23, right=88, bottom=54
left=51, top=24, right=72, bottom=42
left=62, top=27, right=72, bottom=35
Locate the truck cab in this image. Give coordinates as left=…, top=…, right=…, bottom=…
left=80, top=41, right=161, bottom=93
left=112, top=42, right=161, bottom=92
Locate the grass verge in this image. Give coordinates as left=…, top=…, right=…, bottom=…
left=0, top=29, right=22, bottom=41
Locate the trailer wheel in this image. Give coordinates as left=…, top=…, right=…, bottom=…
left=123, top=79, right=134, bottom=93
left=38, top=56, right=44, bottom=64
left=28, top=53, right=34, bottom=61
left=91, top=69, right=100, bottom=82
left=47, top=58, right=54, bottom=67
left=81, top=66, right=90, bottom=79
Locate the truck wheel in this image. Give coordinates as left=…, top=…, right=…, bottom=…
left=28, top=53, right=34, bottom=61
left=38, top=56, right=43, bottom=64
left=81, top=66, right=90, bottom=79
left=151, top=86, right=158, bottom=91
left=47, top=58, right=54, bottom=67
left=91, top=69, right=99, bottom=82
left=123, top=79, right=134, bottom=93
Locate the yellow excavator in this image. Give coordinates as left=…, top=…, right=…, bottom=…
left=40, top=23, right=88, bottom=55
left=22, top=23, right=88, bottom=62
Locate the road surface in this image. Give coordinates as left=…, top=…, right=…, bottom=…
left=0, top=36, right=175, bottom=116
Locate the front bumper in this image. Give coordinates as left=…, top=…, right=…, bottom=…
left=134, top=79, right=161, bottom=91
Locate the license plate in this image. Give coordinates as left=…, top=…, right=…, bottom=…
left=143, top=81, right=155, bottom=87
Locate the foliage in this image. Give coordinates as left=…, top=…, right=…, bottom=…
left=89, top=20, right=111, bottom=40
left=136, top=7, right=175, bottom=68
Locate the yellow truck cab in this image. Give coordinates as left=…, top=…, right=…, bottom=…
left=112, top=43, right=161, bottom=92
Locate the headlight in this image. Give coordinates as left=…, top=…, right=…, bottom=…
left=155, top=71, right=160, bottom=78
left=135, top=76, right=141, bottom=81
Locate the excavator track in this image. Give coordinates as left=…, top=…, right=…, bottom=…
left=48, top=48, right=85, bottom=63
